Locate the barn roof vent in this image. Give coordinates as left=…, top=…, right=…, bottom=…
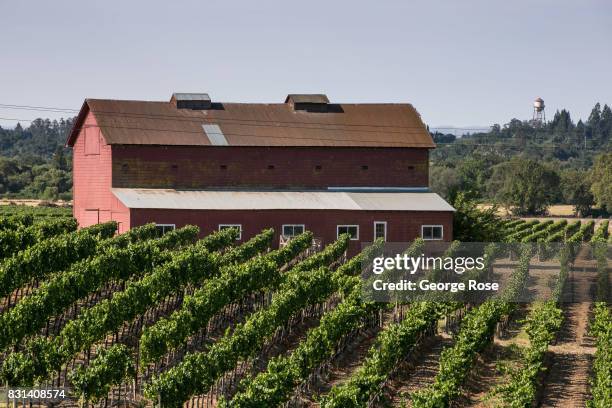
left=171, top=93, right=211, bottom=110
left=285, top=94, right=330, bottom=112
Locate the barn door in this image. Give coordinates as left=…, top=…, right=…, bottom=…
left=81, top=209, right=99, bottom=227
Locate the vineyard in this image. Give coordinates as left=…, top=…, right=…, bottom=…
left=0, top=212, right=610, bottom=408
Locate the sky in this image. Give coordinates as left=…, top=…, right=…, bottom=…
left=1, top=0, right=611, bottom=129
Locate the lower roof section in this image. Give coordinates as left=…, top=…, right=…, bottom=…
left=112, top=188, right=455, bottom=212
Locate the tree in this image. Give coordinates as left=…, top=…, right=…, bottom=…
left=488, top=157, right=560, bottom=215
left=52, top=146, right=68, bottom=171
left=549, top=109, right=574, bottom=143
left=431, top=132, right=456, bottom=144
left=451, top=193, right=504, bottom=242
left=587, top=103, right=602, bottom=147
left=591, top=153, right=612, bottom=213
left=429, top=165, right=461, bottom=202
left=560, top=169, right=594, bottom=216
left=456, top=157, right=488, bottom=199
left=600, top=104, right=612, bottom=145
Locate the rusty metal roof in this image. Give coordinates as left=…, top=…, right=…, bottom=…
left=66, top=98, right=435, bottom=148
left=111, top=189, right=455, bottom=211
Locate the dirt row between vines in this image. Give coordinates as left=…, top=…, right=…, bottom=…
left=457, top=259, right=598, bottom=408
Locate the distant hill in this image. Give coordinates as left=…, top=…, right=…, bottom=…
left=0, top=118, right=73, bottom=200
left=0, top=118, right=73, bottom=159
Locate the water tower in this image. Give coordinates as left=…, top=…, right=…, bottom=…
left=533, top=97, right=546, bottom=124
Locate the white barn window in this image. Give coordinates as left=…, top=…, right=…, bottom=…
left=337, top=225, right=359, bottom=240
left=374, top=221, right=387, bottom=241
left=282, top=224, right=305, bottom=237
left=155, top=224, right=176, bottom=236
left=421, top=225, right=443, bottom=240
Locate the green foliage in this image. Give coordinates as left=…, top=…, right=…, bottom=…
left=215, top=228, right=273, bottom=265
left=504, top=220, right=538, bottom=238
left=320, top=242, right=493, bottom=408
left=70, top=345, right=135, bottom=403
left=506, top=221, right=553, bottom=242
left=139, top=232, right=313, bottom=365
left=146, top=266, right=334, bottom=407
left=0, top=119, right=73, bottom=159
left=145, top=237, right=351, bottom=407
left=0, top=213, right=34, bottom=230
left=591, top=220, right=609, bottom=243
left=560, top=169, right=595, bottom=216
left=497, top=302, right=563, bottom=407
left=521, top=220, right=567, bottom=243
left=567, top=220, right=595, bottom=243
left=591, top=152, right=612, bottom=213
left=0, top=221, right=119, bottom=299
left=221, top=239, right=386, bottom=408
left=321, top=302, right=442, bottom=408
left=411, top=249, right=532, bottom=407
left=490, top=158, right=560, bottom=215
left=0, top=226, right=199, bottom=355
left=430, top=102, right=611, bottom=215
left=0, top=204, right=72, bottom=218
left=588, top=303, right=612, bottom=408
left=0, top=118, right=73, bottom=199
left=497, top=253, right=570, bottom=407
left=0, top=217, right=77, bottom=259
left=451, top=193, right=504, bottom=242
left=0, top=229, right=269, bottom=386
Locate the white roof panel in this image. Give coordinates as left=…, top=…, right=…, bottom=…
left=202, top=124, right=228, bottom=145
left=112, top=189, right=455, bottom=212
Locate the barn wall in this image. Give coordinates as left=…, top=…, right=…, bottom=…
left=111, top=146, right=429, bottom=190
left=129, top=208, right=453, bottom=255
left=72, top=112, right=130, bottom=230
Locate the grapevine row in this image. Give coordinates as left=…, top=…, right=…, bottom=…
left=144, top=235, right=351, bottom=407
left=221, top=238, right=395, bottom=407
left=76, top=234, right=360, bottom=403
left=496, top=248, right=570, bottom=407
left=520, top=219, right=567, bottom=243
left=0, top=222, right=154, bottom=301
left=568, top=220, right=595, bottom=243
left=320, top=243, right=497, bottom=408
left=587, top=231, right=611, bottom=408
left=589, top=303, right=612, bottom=408
left=506, top=220, right=551, bottom=242
left=139, top=231, right=313, bottom=365
left=0, top=214, right=34, bottom=230
left=0, top=226, right=201, bottom=352
left=0, top=218, right=78, bottom=259
left=72, top=233, right=347, bottom=403
left=0, top=228, right=270, bottom=385
left=591, top=220, right=609, bottom=243
left=504, top=220, right=537, bottom=237
left=410, top=247, right=533, bottom=407
left=503, top=219, right=526, bottom=230
left=544, top=220, right=581, bottom=243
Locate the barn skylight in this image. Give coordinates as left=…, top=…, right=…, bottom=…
left=202, top=124, right=228, bottom=145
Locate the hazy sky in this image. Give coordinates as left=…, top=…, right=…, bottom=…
left=1, top=0, right=611, bottom=129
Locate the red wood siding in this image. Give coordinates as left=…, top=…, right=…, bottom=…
left=111, top=146, right=429, bottom=189
left=72, top=112, right=130, bottom=229
left=129, top=208, right=453, bottom=255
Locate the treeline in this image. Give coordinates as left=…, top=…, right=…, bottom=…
left=431, top=102, right=612, bottom=216
left=0, top=118, right=72, bottom=200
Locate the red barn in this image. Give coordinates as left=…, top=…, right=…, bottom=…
left=66, top=93, right=454, bottom=253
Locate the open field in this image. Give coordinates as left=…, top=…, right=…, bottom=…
left=478, top=203, right=603, bottom=218
left=0, top=199, right=71, bottom=208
